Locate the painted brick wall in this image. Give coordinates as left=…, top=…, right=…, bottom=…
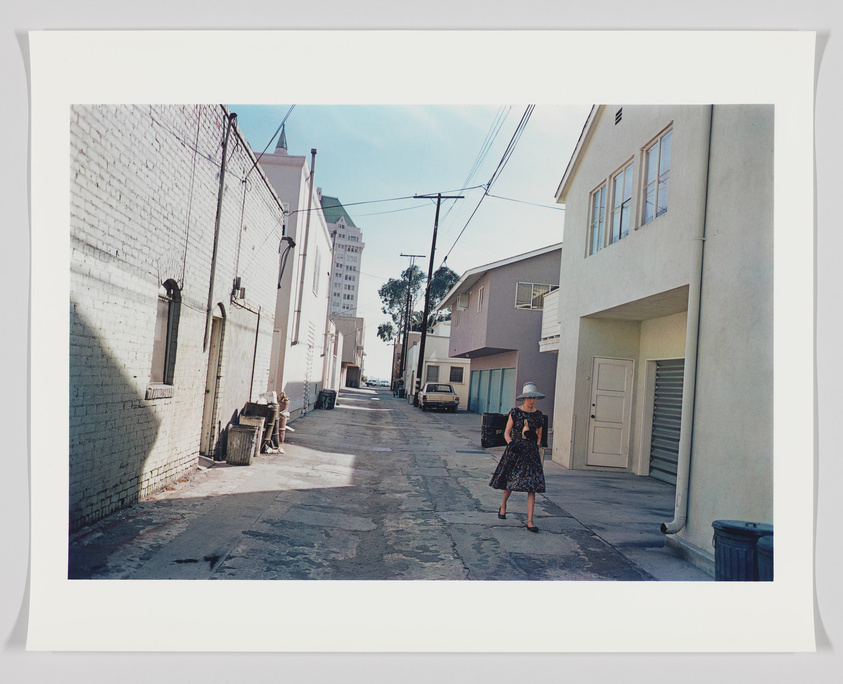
left=69, top=104, right=284, bottom=530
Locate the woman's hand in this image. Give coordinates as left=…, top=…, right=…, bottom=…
left=503, top=414, right=514, bottom=444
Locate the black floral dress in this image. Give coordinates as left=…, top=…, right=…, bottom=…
left=489, top=407, right=545, bottom=493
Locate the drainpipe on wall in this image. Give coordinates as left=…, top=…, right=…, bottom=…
left=321, top=229, right=338, bottom=389
left=203, top=110, right=237, bottom=352
left=661, top=105, right=714, bottom=535
left=292, top=149, right=317, bottom=345
left=249, top=306, right=261, bottom=402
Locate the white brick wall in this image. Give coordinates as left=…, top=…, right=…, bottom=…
left=70, top=105, right=284, bottom=530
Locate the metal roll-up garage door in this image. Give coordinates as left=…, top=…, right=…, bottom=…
left=649, top=359, right=684, bottom=484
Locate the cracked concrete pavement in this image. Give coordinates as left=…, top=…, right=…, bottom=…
left=68, top=386, right=711, bottom=582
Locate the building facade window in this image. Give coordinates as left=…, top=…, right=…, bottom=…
left=515, top=282, right=558, bottom=310
left=610, top=161, right=634, bottom=244
left=426, top=365, right=440, bottom=382
left=643, top=128, right=672, bottom=225
left=150, top=280, right=181, bottom=386
left=588, top=184, right=606, bottom=255
left=477, top=286, right=484, bottom=312
left=449, top=366, right=464, bottom=383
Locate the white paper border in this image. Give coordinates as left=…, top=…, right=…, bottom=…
left=28, top=30, right=816, bottom=652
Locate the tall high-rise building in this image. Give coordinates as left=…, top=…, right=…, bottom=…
left=320, top=191, right=365, bottom=317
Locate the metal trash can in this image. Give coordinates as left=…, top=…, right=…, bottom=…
left=481, top=413, right=507, bottom=448
left=226, top=424, right=260, bottom=466
left=712, top=520, right=773, bottom=581
left=318, top=389, right=337, bottom=410
left=756, top=534, right=774, bottom=582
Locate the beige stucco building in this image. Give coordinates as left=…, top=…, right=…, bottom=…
left=259, top=131, right=335, bottom=419
left=547, top=105, right=773, bottom=572
left=402, top=323, right=470, bottom=408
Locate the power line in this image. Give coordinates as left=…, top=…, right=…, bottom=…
left=244, top=105, right=296, bottom=179
left=285, top=185, right=485, bottom=219
left=441, top=106, right=511, bottom=226
left=486, top=193, right=566, bottom=210
left=440, top=105, right=535, bottom=266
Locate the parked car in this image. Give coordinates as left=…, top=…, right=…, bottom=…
left=419, top=383, right=460, bottom=412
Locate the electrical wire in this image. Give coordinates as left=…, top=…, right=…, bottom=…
left=440, top=105, right=535, bottom=266
left=485, top=193, right=566, bottom=210
left=441, top=106, right=511, bottom=227
left=285, top=186, right=485, bottom=219
left=244, top=105, right=296, bottom=179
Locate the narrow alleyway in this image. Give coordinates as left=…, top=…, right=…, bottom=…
left=68, top=387, right=710, bottom=581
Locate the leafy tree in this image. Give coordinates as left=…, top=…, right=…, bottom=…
left=377, top=264, right=460, bottom=342
left=425, top=265, right=460, bottom=329
left=376, top=264, right=425, bottom=343
left=376, top=322, right=395, bottom=343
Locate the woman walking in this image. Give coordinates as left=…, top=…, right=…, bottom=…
left=489, top=382, right=546, bottom=532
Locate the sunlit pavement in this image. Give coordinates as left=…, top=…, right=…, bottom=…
left=68, top=387, right=711, bottom=581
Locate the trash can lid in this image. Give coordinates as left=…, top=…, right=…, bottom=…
left=756, top=535, right=774, bottom=551
left=712, top=519, right=773, bottom=535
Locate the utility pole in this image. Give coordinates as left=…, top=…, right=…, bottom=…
left=398, top=253, right=424, bottom=390
left=412, top=192, right=463, bottom=405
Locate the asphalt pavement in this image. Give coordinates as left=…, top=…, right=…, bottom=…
left=68, top=386, right=711, bottom=581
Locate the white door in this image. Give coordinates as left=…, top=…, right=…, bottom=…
left=200, top=315, right=224, bottom=457
left=586, top=357, right=634, bottom=468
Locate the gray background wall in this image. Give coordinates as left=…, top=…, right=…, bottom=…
left=5, top=5, right=839, bottom=683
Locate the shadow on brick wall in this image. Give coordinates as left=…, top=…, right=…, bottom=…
left=69, top=303, right=161, bottom=534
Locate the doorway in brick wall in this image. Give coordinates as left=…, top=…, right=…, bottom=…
left=201, top=311, right=225, bottom=459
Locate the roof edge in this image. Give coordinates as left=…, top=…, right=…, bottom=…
left=555, top=105, right=603, bottom=203
left=438, top=242, right=563, bottom=311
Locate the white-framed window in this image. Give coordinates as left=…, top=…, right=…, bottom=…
left=426, top=365, right=440, bottom=382
left=588, top=184, right=606, bottom=255
left=150, top=280, right=181, bottom=386
left=515, top=282, right=558, bottom=310
left=610, top=161, right=634, bottom=244
left=477, top=286, right=484, bottom=312
left=643, top=128, right=672, bottom=225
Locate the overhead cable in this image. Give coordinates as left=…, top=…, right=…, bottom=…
left=440, top=105, right=535, bottom=266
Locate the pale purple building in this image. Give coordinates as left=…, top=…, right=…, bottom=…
left=437, top=244, right=562, bottom=436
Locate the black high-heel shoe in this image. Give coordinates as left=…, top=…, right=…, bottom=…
left=497, top=508, right=506, bottom=520
left=527, top=525, right=539, bottom=533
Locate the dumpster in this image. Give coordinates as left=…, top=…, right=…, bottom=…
left=756, top=535, right=774, bottom=581
left=226, top=424, right=260, bottom=465
left=318, top=389, right=337, bottom=410
left=712, top=520, right=773, bottom=581
left=481, top=413, right=507, bottom=448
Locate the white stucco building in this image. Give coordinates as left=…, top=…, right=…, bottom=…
left=320, top=191, right=365, bottom=318
left=258, top=128, right=335, bottom=419
left=547, top=105, right=773, bottom=573
left=403, top=323, right=470, bottom=409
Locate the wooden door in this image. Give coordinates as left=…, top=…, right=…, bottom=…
left=586, top=357, right=633, bottom=468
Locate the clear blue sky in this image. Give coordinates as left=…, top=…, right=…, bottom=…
left=229, top=104, right=592, bottom=379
